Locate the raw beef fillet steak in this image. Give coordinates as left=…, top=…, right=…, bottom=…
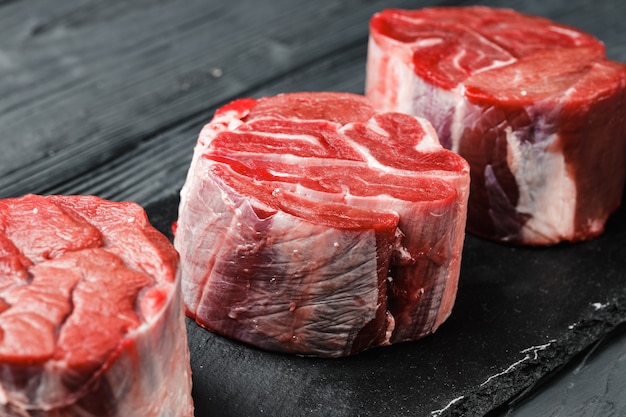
left=0, top=195, right=193, bottom=417
left=366, top=6, right=626, bottom=244
left=175, top=92, right=470, bottom=357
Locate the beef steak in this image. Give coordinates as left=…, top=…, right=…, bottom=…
left=175, top=92, right=469, bottom=357
left=0, top=194, right=193, bottom=417
left=366, top=6, right=626, bottom=244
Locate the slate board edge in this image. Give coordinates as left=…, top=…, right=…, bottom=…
left=486, top=321, right=626, bottom=416
left=460, top=300, right=626, bottom=417
left=144, top=192, right=626, bottom=417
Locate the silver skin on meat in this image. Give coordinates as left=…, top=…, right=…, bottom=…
left=175, top=92, right=470, bottom=357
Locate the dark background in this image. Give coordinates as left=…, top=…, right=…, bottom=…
left=2, top=1, right=625, bottom=416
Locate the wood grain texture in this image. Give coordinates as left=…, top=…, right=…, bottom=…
left=3, top=0, right=623, bottom=205
left=0, top=0, right=422, bottom=200
left=45, top=38, right=370, bottom=205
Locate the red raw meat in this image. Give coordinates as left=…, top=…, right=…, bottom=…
left=0, top=194, right=193, bottom=417
left=367, top=6, right=626, bottom=244
left=175, top=92, right=470, bottom=357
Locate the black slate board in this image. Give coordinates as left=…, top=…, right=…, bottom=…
left=145, top=192, right=626, bottom=417
left=489, top=321, right=626, bottom=416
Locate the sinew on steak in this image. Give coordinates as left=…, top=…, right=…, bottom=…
left=0, top=195, right=193, bottom=417
left=174, top=92, right=470, bottom=357
left=366, top=6, right=626, bottom=244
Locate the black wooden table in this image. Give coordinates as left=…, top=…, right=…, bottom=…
left=2, top=1, right=625, bottom=416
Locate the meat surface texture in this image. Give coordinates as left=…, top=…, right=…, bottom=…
left=175, top=92, right=470, bottom=357
left=0, top=195, right=193, bottom=417
left=366, top=6, right=626, bottom=245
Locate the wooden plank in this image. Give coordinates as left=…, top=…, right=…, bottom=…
left=0, top=0, right=422, bottom=198
left=46, top=40, right=370, bottom=205
left=8, top=0, right=625, bottom=205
